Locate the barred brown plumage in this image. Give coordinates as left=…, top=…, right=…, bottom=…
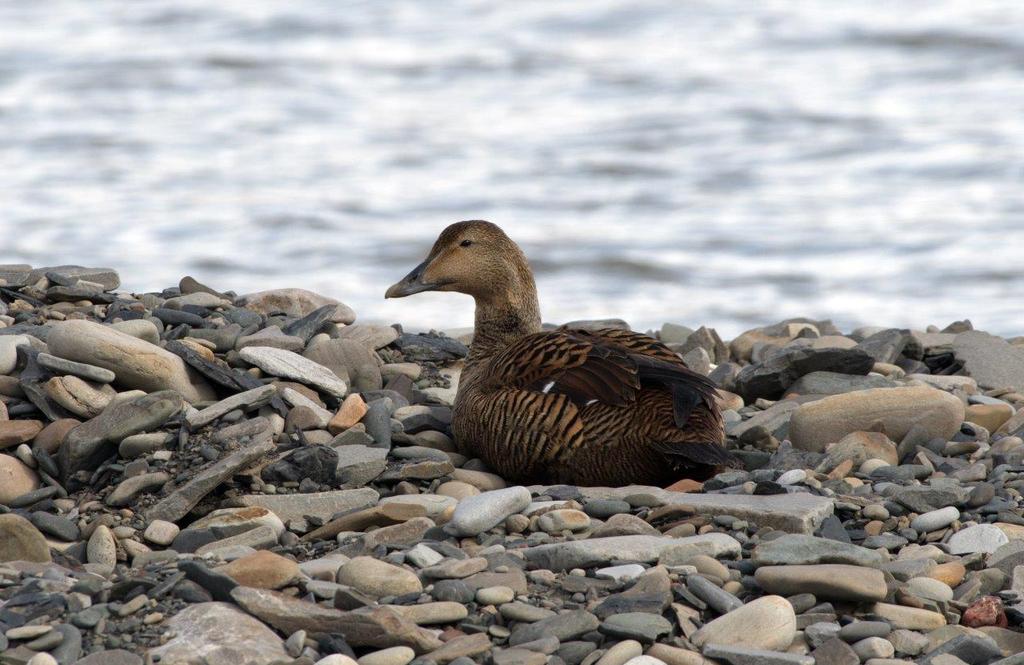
left=386, top=220, right=731, bottom=486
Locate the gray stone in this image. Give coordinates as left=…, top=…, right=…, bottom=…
left=525, top=534, right=737, bottom=571
left=910, top=506, right=960, bottom=533
left=784, top=371, right=898, bottom=397
left=599, top=612, right=672, bottom=642
left=74, top=650, right=143, bottom=665
left=148, top=602, right=290, bottom=665
left=304, top=338, right=383, bottom=393
left=59, top=390, right=184, bottom=480
left=509, top=610, right=600, bottom=646
left=953, top=331, right=1024, bottom=392
left=105, top=471, right=170, bottom=507
left=336, top=445, right=388, bottom=488
left=948, top=524, right=1010, bottom=555
left=691, top=595, right=796, bottom=651
left=222, top=488, right=379, bottom=532
left=735, top=345, right=875, bottom=402
left=540, top=486, right=833, bottom=535
left=186, top=384, right=278, bottom=429
left=752, top=534, right=883, bottom=567
left=702, top=645, right=813, bottom=665
left=445, top=486, right=532, bottom=536
left=146, top=427, right=275, bottom=522
left=36, top=353, right=116, bottom=383
left=239, top=346, right=347, bottom=398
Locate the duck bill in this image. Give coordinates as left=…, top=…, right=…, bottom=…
left=385, top=258, right=438, bottom=298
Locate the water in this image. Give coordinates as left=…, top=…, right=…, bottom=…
left=2, top=1, right=1024, bottom=338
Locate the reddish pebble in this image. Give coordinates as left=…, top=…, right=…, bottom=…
left=666, top=478, right=703, bottom=493
left=962, top=596, right=1007, bottom=628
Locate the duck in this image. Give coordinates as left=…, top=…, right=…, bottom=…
left=385, top=221, right=730, bottom=487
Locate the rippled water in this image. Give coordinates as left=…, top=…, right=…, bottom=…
left=2, top=1, right=1024, bottom=337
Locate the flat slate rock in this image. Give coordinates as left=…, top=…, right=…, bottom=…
left=146, top=428, right=276, bottom=522
left=954, top=330, right=1024, bottom=392
left=534, top=486, right=834, bottom=534
left=222, top=488, right=380, bottom=531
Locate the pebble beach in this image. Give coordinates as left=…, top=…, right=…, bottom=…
left=2, top=265, right=1024, bottom=665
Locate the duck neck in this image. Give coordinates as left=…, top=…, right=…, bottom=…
left=467, top=281, right=542, bottom=365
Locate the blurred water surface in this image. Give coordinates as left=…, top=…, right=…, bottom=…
left=2, top=1, right=1024, bottom=336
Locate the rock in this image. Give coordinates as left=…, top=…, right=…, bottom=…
left=524, top=533, right=735, bottom=571
left=147, top=427, right=275, bottom=522
left=240, top=346, right=347, bottom=398
left=691, top=595, right=796, bottom=651
left=953, top=331, right=1024, bottom=392
left=0, top=453, right=40, bottom=504
left=388, top=602, right=468, bottom=625
left=445, top=486, right=532, bottom=536
left=87, top=524, right=117, bottom=573
left=32, top=418, right=79, bottom=455
left=330, top=394, right=368, bottom=434
left=701, top=645, right=812, bottom=665
left=911, top=506, right=960, bottom=533
left=223, top=488, right=379, bottom=532
left=36, top=352, right=116, bottom=383
left=869, top=603, right=946, bottom=630
left=962, top=596, right=1006, bottom=628
left=74, top=651, right=142, bottom=665
left=217, top=550, right=300, bottom=589
left=240, top=288, right=352, bottom=320
left=754, top=565, right=887, bottom=601
left=334, top=445, right=387, bottom=488
left=304, top=338, right=382, bottom=393
left=230, top=587, right=441, bottom=653
left=0, top=513, right=50, bottom=562
left=59, top=390, right=185, bottom=480
left=553, top=486, right=834, bottom=535
left=788, top=386, right=965, bottom=453
left=811, top=638, right=859, bottom=665
left=948, top=524, right=1010, bottom=555
left=46, top=320, right=215, bottom=402
left=509, top=609, right=600, bottom=646
left=336, top=557, right=423, bottom=598
left=735, top=346, right=875, bottom=401
left=143, top=520, right=180, bottom=546
left=751, top=534, right=883, bottom=567
left=904, top=577, right=953, bottom=603
left=599, top=612, right=672, bottom=642
left=477, top=586, right=516, bottom=605
left=187, top=384, right=278, bottom=429
left=966, top=403, right=1015, bottom=432
left=0, top=420, right=43, bottom=449
left=537, top=509, right=591, bottom=533
left=106, top=471, right=171, bottom=507
left=148, top=601, right=290, bottom=665
left=784, top=371, right=898, bottom=397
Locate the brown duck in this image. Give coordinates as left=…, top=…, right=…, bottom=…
left=385, top=221, right=729, bottom=486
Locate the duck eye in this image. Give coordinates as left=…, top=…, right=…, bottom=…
left=460, top=239, right=473, bottom=247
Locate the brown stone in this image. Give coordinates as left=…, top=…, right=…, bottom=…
left=0, top=420, right=43, bottom=449
left=330, top=394, right=368, bottom=434
left=929, top=562, right=967, bottom=587
left=33, top=418, right=81, bottom=455
left=966, top=404, right=1015, bottom=433
left=0, top=514, right=51, bottom=563
left=0, top=454, right=40, bottom=504
left=301, top=503, right=427, bottom=542
left=666, top=479, right=703, bottom=493
left=425, top=633, right=492, bottom=664
left=217, top=550, right=300, bottom=589
left=963, top=596, right=1007, bottom=628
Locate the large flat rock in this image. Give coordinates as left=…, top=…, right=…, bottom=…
left=222, top=488, right=380, bottom=531
left=533, top=486, right=833, bottom=535
left=523, top=533, right=740, bottom=571
left=953, top=331, right=1024, bottom=392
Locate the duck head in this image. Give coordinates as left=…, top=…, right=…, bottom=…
left=385, top=220, right=535, bottom=302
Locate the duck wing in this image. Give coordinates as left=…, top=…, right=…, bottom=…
left=482, top=327, right=718, bottom=430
